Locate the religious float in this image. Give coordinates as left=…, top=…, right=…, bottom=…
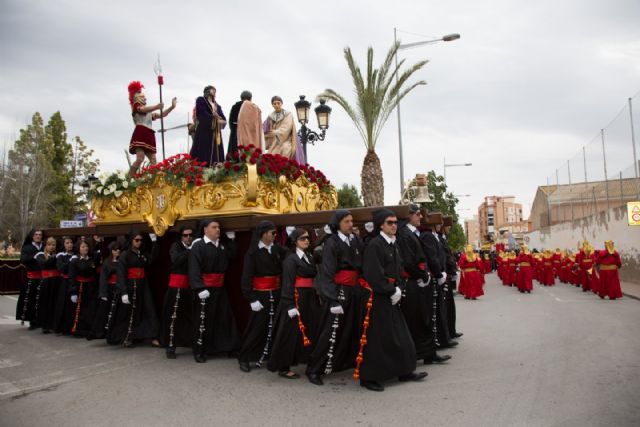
left=89, top=145, right=338, bottom=236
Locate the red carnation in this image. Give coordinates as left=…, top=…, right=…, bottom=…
left=186, top=175, right=193, bottom=183
left=258, top=166, right=266, bottom=174
left=224, top=161, right=232, bottom=169
left=195, top=178, right=203, bottom=186
left=233, top=165, right=241, bottom=172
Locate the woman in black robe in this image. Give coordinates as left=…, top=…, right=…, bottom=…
left=268, top=228, right=322, bottom=378
left=16, top=228, right=43, bottom=328
left=160, top=226, right=195, bottom=359
left=238, top=220, right=286, bottom=372
left=68, top=240, right=99, bottom=338
left=35, top=237, right=61, bottom=334
left=107, top=231, right=160, bottom=347
left=358, top=209, right=426, bottom=392
left=189, top=219, right=239, bottom=362
left=92, top=241, right=121, bottom=339
left=54, top=237, right=75, bottom=334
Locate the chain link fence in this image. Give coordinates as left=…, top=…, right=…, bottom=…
left=542, top=92, right=640, bottom=225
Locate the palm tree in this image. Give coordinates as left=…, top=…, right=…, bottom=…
left=320, top=42, right=428, bottom=206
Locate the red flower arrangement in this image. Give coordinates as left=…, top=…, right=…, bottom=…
left=134, top=153, right=207, bottom=188
left=221, top=144, right=332, bottom=192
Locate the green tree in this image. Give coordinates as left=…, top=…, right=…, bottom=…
left=70, top=136, right=100, bottom=212
left=45, top=111, right=74, bottom=223
left=337, top=183, right=363, bottom=209
left=320, top=42, right=428, bottom=207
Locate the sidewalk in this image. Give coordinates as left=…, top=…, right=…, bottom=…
left=622, top=281, right=640, bottom=300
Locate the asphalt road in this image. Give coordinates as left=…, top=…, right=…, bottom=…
left=1, top=274, right=639, bottom=427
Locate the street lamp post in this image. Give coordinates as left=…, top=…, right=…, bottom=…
left=394, top=29, right=460, bottom=196
left=294, top=95, right=332, bottom=165
left=443, top=156, right=472, bottom=184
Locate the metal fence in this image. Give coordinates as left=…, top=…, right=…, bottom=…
left=544, top=92, right=640, bottom=224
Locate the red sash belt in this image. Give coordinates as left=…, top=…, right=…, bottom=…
left=401, top=262, right=427, bottom=279
left=42, top=270, right=61, bottom=278
left=202, top=273, right=225, bottom=288
left=168, top=273, right=190, bottom=289
left=63, top=274, right=70, bottom=279
left=76, top=276, right=94, bottom=283
left=108, top=273, right=117, bottom=285
left=127, top=267, right=145, bottom=279
left=334, top=270, right=358, bottom=286
left=252, top=275, right=280, bottom=291
left=295, top=276, right=314, bottom=288
left=27, top=271, right=42, bottom=279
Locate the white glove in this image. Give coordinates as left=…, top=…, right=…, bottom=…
left=70, top=295, right=78, bottom=303
left=417, top=279, right=428, bottom=288
left=364, top=222, right=374, bottom=233
left=225, top=231, right=236, bottom=240
left=121, top=294, right=130, bottom=304
left=101, top=297, right=108, bottom=301
left=286, top=226, right=296, bottom=236
left=250, top=301, right=264, bottom=312
left=287, top=308, right=300, bottom=318
left=390, top=287, right=402, bottom=305
left=198, top=290, right=210, bottom=299
left=330, top=304, right=344, bottom=315
left=437, top=272, right=447, bottom=285
left=149, top=233, right=157, bottom=242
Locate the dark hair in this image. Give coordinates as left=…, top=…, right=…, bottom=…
left=271, top=95, right=283, bottom=104
left=203, top=85, right=215, bottom=97
left=74, top=239, right=90, bottom=254
left=178, top=225, right=194, bottom=241
left=23, top=228, right=43, bottom=246
left=289, top=227, right=309, bottom=250
left=108, top=241, right=121, bottom=252
left=198, top=219, right=219, bottom=238
left=240, top=90, right=252, bottom=101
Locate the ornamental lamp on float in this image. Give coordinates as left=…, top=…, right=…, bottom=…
left=294, top=95, right=332, bottom=165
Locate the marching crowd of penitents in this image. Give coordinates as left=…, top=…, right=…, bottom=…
left=494, top=241, right=624, bottom=299
left=16, top=206, right=467, bottom=392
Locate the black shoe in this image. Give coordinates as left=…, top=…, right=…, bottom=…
left=28, top=325, right=37, bottom=330
left=123, top=340, right=134, bottom=348
left=307, top=373, right=324, bottom=386
left=227, top=350, right=240, bottom=358
left=399, top=372, right=428, bottom=382
left=454, top=332, right=463, bottom=338
left=42, top=329, right=51, bottom=334
left=442, top=340, right=459, bottom=348
left=360, top=380, right=384, bottom=391
left=166, top=348, right=177, bottom=359
left=194, top=354, right=207, bottom=363
left=434, top=354, right=452, bottom=363
left=239, top=361, right=251, bottom=372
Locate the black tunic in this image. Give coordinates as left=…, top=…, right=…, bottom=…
left=92, top=258, right=121, bottom=339
left=306, top=233, right=366, bottom=376
left=188, top=238, right=239, bottom=354
left=227, top=100, right=243, bottom=156
left=68, top=256, right=98, bottom=337
left=421, top=230, right=452, bottom=346
left=440, top=233, right=459, bottom=337
left=35, top=252, right=61, bottom=331
left=268, top=251, right=321, bottom=372
left=159, top=242, right=194, bottom=349
left=107, top=245, right=159, bottom=344
left=360, top=234, right=416, bottom=382
left=54, top=252, right=74, bottom=334
left=16, top=242, right=42, bottom=325
left=397, top=225, right=437, bottom=360
left=238, top=243, right=286, bottom=365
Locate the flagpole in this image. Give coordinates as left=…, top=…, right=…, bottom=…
left=154, top=55, right=166, bottom=160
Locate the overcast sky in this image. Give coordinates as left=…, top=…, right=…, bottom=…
left=1, top=0, right=639, bottom=220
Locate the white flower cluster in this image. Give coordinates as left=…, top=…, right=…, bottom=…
left=91, top=170, right=130, bottom=198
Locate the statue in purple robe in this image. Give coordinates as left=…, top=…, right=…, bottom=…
left=190, top=85, right=227, bottom=166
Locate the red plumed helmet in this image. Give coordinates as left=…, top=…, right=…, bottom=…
left=127, top=81, right=144, bottom=105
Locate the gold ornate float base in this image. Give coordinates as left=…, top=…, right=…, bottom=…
left=91, top=166, right=337, bottom=236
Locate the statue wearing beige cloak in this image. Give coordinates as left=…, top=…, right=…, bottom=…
left=237, top=101, right=263, bottom=148
left=264, top=110, right=296, bottom=158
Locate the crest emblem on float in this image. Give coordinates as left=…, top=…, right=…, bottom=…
left=156, top=194, right=166, bottom=210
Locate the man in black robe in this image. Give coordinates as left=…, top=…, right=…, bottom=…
left=238, top=220, right=286, bottom=372
left=227, top=91, right=252, bottom=157
left=160, top=226, right=194, bottom=359
left=397, top=205, right=452, bottom=365
left=420, top=213, right=458, bottom=348
left=306, top=210, right=364, bottom=386
left=358, top=209, right=427, bottom=392
left=189, top=219, right=239, bottom=363
left=441, top=216, right=463, bottom=339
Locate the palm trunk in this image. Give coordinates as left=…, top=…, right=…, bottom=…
left=361, top=149, right=384, bottom=207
